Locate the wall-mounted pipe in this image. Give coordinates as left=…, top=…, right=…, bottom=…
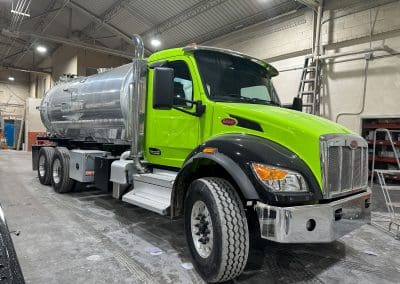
left=335, top=59, right=370, bottom=123
left=321, top=0, right=397, bottom=25
left=334, top=7, right=381, bottom=124
left=313, top=0, right=323, bottom=57
left=309, top=47, right=389, bottom=60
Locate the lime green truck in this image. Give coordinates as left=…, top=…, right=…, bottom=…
left=34, top=35, right=371, bottom=282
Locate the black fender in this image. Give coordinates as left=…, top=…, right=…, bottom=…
left=171, top=133, right=322, bottom=217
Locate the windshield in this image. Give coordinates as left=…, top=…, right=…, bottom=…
left=194, top=50, right=281, bottom=106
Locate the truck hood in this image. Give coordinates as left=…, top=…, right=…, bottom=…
left=212, top=103, right=354, bottom=189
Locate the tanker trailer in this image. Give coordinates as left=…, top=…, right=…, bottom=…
left=39, top=64, right=133, bottom=144
left=32, top=35, right=371, bottom=283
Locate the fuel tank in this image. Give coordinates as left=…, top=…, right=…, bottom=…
left=40, top=64, right=133, bottom=143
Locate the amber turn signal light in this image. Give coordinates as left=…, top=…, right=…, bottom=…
left=252, top=163, right=288, bottom=181
left=202, top=147, right=217, bottom=154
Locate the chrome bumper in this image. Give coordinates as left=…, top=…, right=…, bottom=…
left=255, top=191, right=371, bottom=243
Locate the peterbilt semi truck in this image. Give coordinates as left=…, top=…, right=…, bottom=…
left=32, top=35, right=371, bottom=283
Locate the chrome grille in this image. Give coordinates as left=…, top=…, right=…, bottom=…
left=320, top=134, right=368, bottom=198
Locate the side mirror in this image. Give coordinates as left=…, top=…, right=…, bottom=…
left=153, top=67, right=174, bottom=109
left=292, top=97, right=303, bottom=111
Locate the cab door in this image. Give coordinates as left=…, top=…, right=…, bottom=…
left=145, top=57, right=200, bottom=168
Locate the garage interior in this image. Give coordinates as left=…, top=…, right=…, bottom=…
left=0, top=0, right=400, bottom=283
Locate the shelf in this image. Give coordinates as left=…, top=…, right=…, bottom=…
left=363, top=123, right=400, bottom=129
left=369, top=156, right=399, bottom=163
left=367, top=140, right=400, bottom=146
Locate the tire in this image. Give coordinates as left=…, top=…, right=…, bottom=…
left=50, top=147, right=75, bottom=193
left=184, top=177, right=249, bottom=283
left=37, top=147, right=55, bottom=185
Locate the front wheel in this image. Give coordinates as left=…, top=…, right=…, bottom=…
left=184, top=177, right=249, bottom=283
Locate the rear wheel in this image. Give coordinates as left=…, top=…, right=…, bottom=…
left=51, top=147, right=75, bottom=193
left=184, top=177, right=249, bottom=283
left=37, top=147, right=55, bottom=185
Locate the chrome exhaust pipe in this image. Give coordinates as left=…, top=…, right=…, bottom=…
left=131, top=34, right=146, bottom=173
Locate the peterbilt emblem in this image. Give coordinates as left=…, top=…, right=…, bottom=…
left=349, top=140, right=358, bottom=149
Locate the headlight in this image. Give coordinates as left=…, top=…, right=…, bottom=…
left=251, top=163, right=308, bottom=192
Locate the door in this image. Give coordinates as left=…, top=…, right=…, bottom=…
left=145, top=58, right=200, bottom=168
left=4, top=120, right=15, bottom=147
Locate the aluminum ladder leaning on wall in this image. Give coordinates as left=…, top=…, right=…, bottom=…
left=371, top=128, right=400, bottom=239
left=297, top=56, right=322, bottom=115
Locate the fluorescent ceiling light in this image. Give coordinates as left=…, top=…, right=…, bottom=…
left=11, top=10, right=30, bottom=17
left=150, top=38, right=161, bottom=47
left=36, top=45, right=47, bottom=53
left=8, top=76, right=15, bottom=81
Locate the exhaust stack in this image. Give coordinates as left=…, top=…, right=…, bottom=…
left=131, top=35, right=146, bottom=173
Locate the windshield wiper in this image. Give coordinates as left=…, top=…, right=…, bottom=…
left=212, top=95, right=242, bottom=102
left=239, top=97, right=280, bottom=106
left=211, top=95, right=280, bottom=106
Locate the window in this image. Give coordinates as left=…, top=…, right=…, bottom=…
left=165, top=60, right=193, bottom=107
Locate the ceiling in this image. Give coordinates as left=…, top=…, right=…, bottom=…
left=0, top=0, right=305, bottom=71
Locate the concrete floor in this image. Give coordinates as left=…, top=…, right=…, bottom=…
left=0, top=150, right=399, bottom=284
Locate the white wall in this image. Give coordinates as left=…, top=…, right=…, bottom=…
left=25, top=98, right=45, bottom=132
left=77, top=49, right=129, bottom=76
left=0, top=70, right=29, bottom=119
left=51, top=44, right=78, bottom=82
left=206, top=0, right=400, bottom=134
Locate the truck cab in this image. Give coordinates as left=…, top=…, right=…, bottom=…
left=34, top=38, right=371, bottom=283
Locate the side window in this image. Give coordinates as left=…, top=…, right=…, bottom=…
left=165, top=60, right=193, bottom=107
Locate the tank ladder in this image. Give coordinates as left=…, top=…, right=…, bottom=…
left=371, top=128, right=400, bottom=239
left=297, top=56, right=322, bottom=115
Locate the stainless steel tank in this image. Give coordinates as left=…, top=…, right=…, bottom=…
left=40, top=64, right=133, bottom=144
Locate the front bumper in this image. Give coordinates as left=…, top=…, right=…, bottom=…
left=255, top=190, right=371, bottom=243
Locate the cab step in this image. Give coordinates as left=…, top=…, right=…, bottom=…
left=122, top=169, right=177, bottom=215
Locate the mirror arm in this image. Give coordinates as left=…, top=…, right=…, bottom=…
left=172, top=106, right=201, bottom=117
left=174, top=97, right=195, bottom=104
left=172, top=99, right=205, bottom=117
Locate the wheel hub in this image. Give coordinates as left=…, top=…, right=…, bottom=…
left=191, top=201, right=213, bottom=258
left=52, top=158, right=61, bottom=184
left=38, top=155, right=45, bottom=177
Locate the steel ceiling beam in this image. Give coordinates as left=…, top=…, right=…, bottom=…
left=295, top=0, right=320, bottom=11
left=24, top=7, right=64, bottom=21
left=69, top=0, right=131, bottom=42
left=0, top=65, right=51, bottom=75
left=121, top=2, right=155, bottom=28
left=141, top=0, right=228, bottom=40
left=81, top=0, right=129, bottom=35
left=72, top=0, right=152, bottom=54
left=2, top=29, right=133, bottom=59
left=13, top=0, right=70, bottom=65
left=178, top=1, right=302, bottom=46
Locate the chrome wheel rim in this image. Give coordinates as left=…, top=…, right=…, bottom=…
left=38, top=155, right=46, bottom=177
left=191, top=200, right=213, bottom=258
left=52, top=158, right=61, bottom=184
